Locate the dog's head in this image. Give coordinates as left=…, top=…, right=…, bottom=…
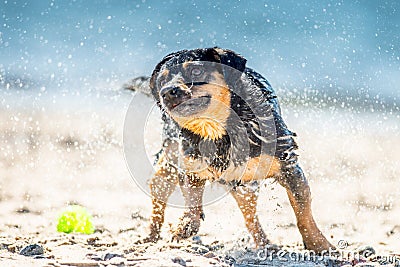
left=150, top=47, right=247, bottom=140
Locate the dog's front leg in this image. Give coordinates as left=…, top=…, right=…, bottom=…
left=136, top=160, right=178, bottom=244
left=171, top=174, right=206, bottom=241
left=230, top=183, right=269, bottom=248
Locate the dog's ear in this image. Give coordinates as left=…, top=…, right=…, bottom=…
left=203, top=47, right=222, bottom=62
left=211, top=47, right=246, bottom=87
left=212, top=47, right=247, bottom=73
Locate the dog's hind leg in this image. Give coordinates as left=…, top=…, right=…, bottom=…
left=278, top=165, right=335, bottom=253
left=230, top=183, right=269, bottom=247
left=171, top=175, right=206, bottom=241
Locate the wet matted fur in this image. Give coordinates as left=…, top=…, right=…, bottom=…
left=126, top=47, right=334, bottom=253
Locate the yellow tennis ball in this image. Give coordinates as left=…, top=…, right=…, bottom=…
left=57, top=205, right=94, bottom=234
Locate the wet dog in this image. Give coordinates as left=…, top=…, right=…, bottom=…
left=126, top=47, right=334, bottom=253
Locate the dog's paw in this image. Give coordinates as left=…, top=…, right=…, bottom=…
left=303, top=236, right=336, bottom=254
left=134, top=234, right=160, bottom=245
left=257, top=242, right=281, bottom=252
left=171, top=215, right=201, bottom=241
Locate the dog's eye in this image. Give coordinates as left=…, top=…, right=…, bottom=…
left=191, top=67, right=203, bottom=77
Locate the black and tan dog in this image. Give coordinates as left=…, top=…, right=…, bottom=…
left=126, top=47, right=334, bottom=253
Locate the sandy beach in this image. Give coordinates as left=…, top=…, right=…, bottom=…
left=0, top=91, right=399, bottom=266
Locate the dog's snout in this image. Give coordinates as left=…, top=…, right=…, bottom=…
left=160, top=86, right=183, bottom=101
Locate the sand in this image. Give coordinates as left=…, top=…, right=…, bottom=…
left=0, top=92, right=399, bottom=266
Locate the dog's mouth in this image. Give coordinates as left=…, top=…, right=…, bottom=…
left=169, top=95, right=211, bottom=117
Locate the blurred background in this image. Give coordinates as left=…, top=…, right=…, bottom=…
left=0, top=0, right=399, bottom=263
left=1, top=0, right=399, bottom=109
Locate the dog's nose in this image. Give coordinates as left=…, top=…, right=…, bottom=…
left=160, top=86, right=183, bottom=101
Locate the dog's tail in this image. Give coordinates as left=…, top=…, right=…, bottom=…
left=123, top=76, right=152, bottom=97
